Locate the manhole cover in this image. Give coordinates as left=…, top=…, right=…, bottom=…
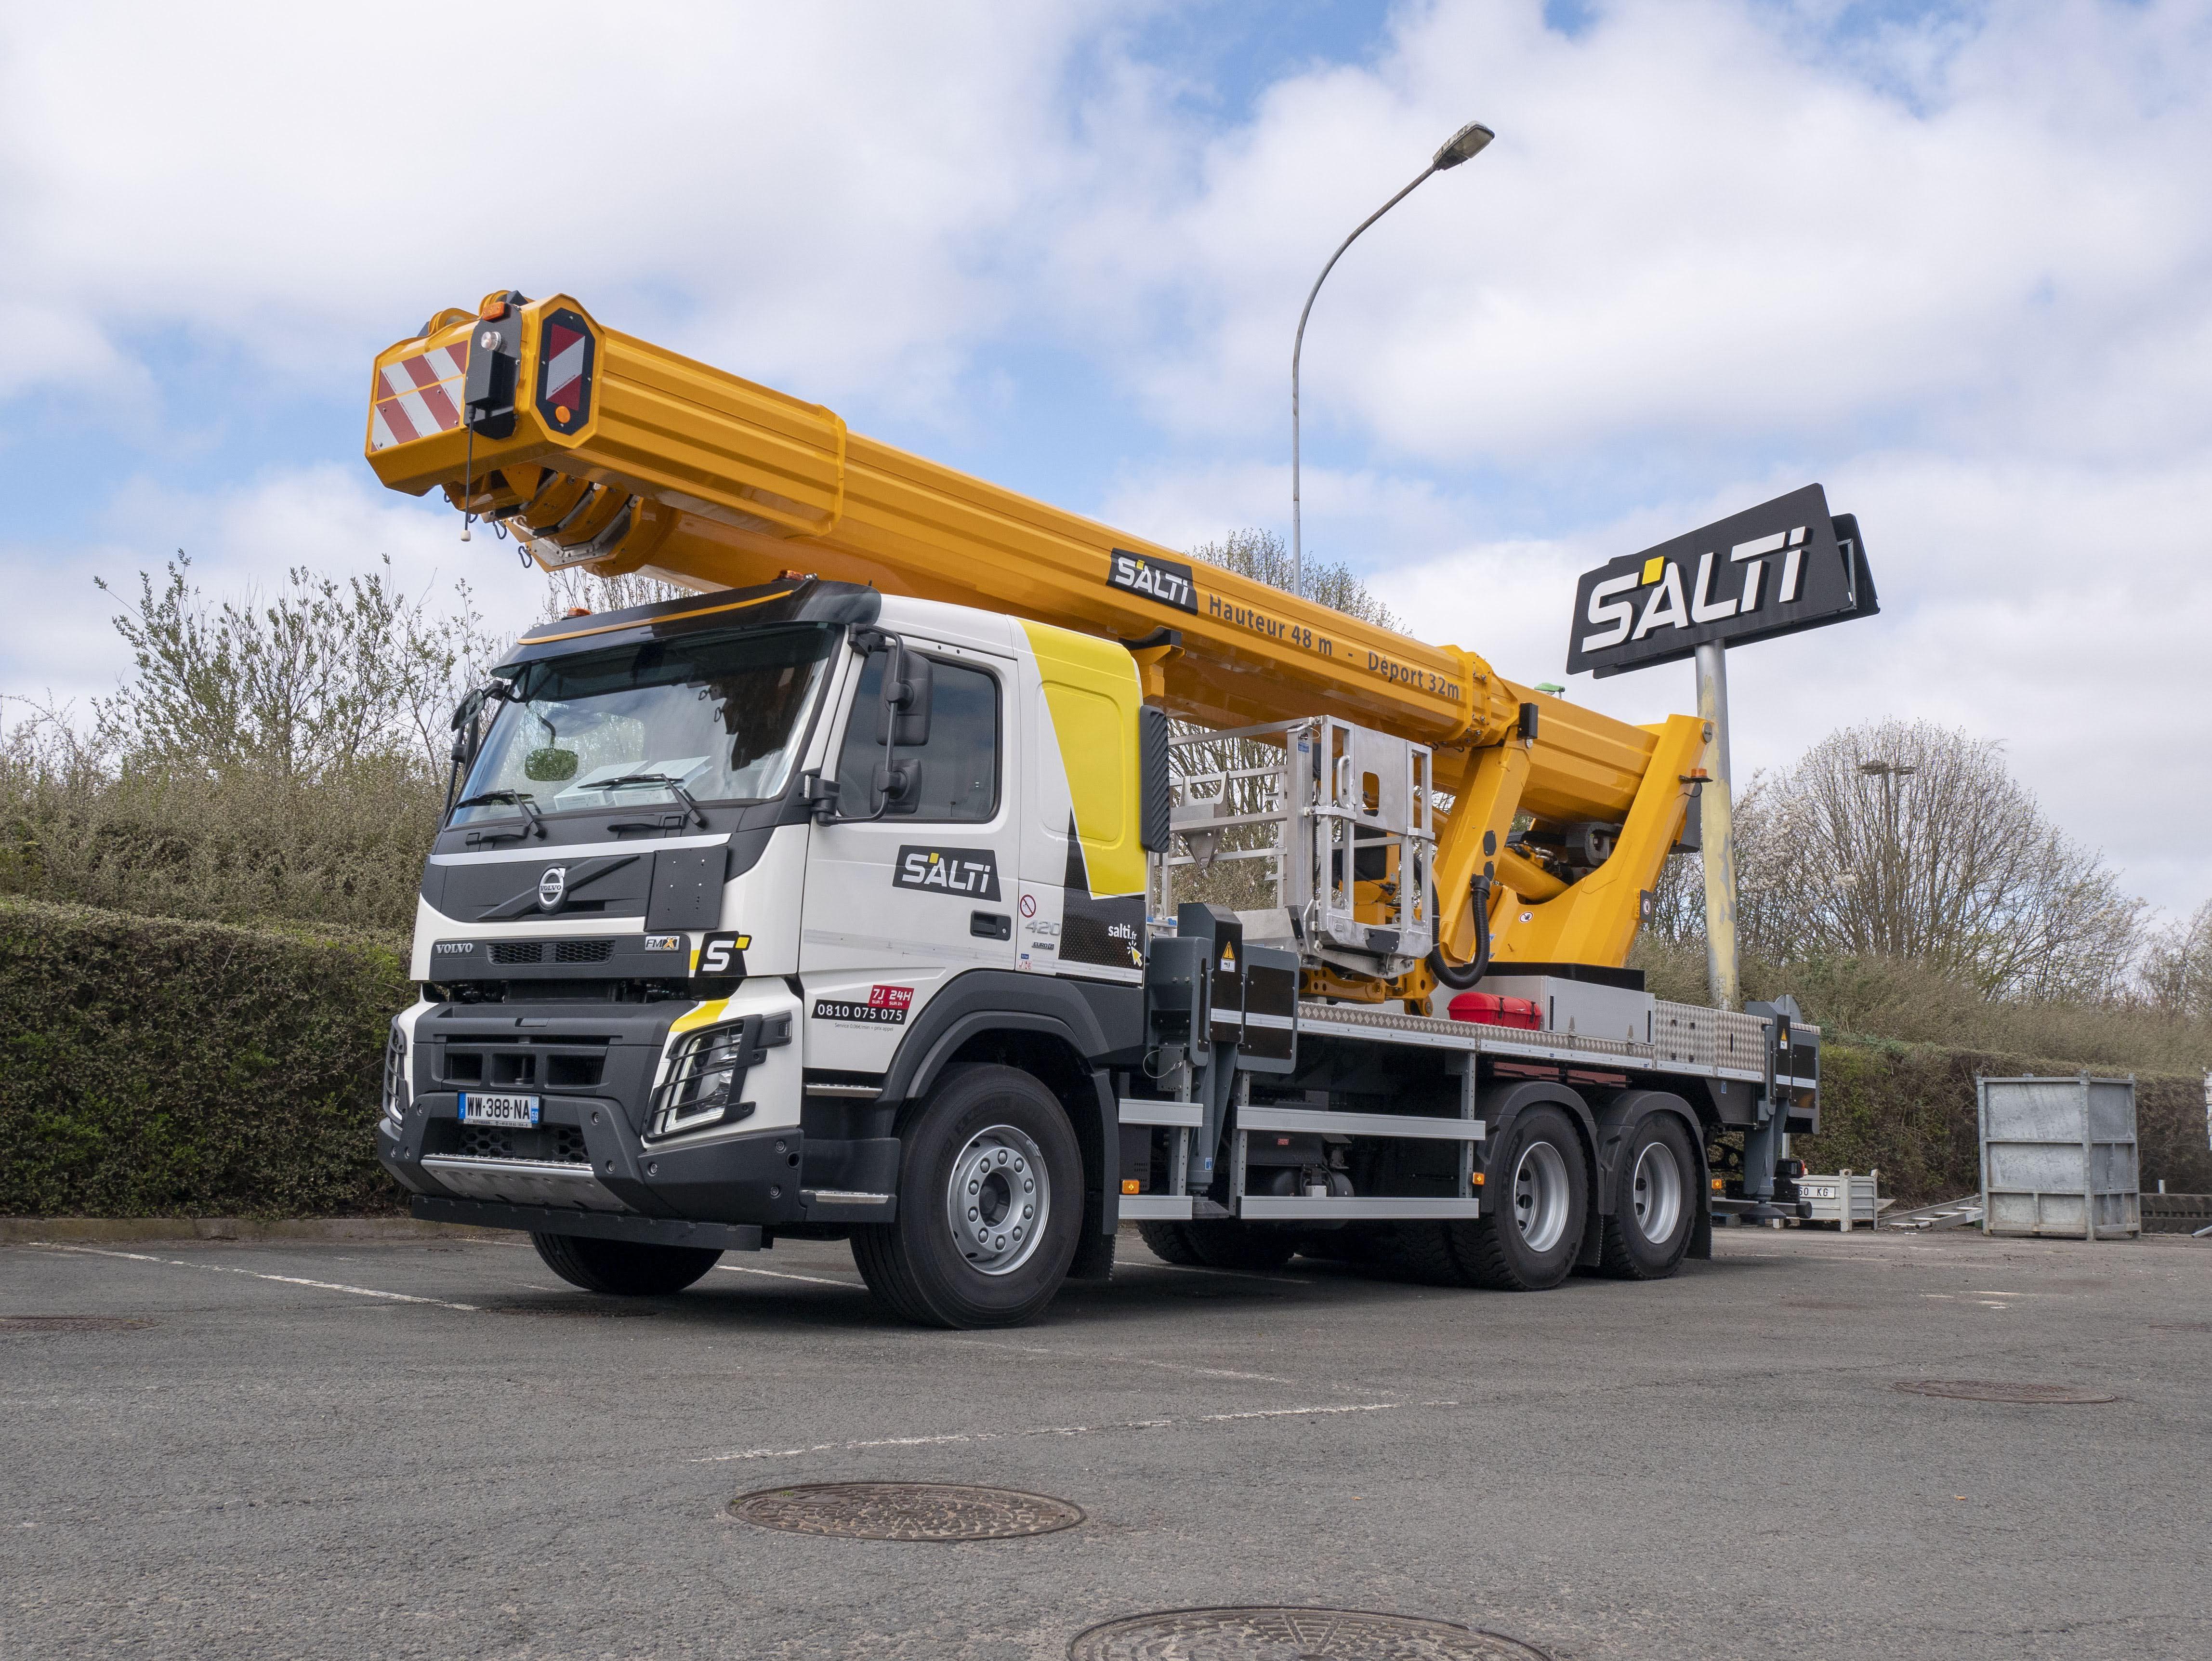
left=0, top=1315, right=153, bottom=1332
left=1894, top=1380, right=2119, bottom=1403
left=732, top=1481, right=1082, bottom=1541
left=1069, top=1608, right=1548, bottom=1659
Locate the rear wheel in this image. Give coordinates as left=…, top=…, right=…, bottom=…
left=529, top=1233, right=722, bottom=1296
left=1448, top=1106, right=1588, bottom=1291
left=1596, top=1114, right=1697, bottom=1280
left=851, top=1064, right=1083, bottom=1329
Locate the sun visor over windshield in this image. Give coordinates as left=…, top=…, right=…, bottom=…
left=497, top=577, right=882, bottom=673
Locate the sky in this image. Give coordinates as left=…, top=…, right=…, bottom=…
left=3, top=0, right=2208, bottom=914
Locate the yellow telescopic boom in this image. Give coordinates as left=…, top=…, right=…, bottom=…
left=365, top=292, right=1708, bottom=974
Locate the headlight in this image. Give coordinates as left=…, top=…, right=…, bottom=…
left=645, top=1013, right=791, bottom=1141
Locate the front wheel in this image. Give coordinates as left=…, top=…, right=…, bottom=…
left=529, top=1233, right=722, bottom=1296
left=1447, top=1106, right=1588, bottom=1291
left=851, top=1064, right=1083, bottom=1329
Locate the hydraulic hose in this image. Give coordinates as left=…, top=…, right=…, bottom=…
left=1425, top=873, right=1494, bottom=991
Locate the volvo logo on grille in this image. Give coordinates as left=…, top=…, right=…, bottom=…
left=537, top=867, right=568, bottom=909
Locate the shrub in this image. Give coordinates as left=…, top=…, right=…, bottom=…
left=0, top=897, right=408, bottom=1217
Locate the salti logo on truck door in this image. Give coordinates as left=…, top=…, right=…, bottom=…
left=894, top=846, right=1001, bottom=902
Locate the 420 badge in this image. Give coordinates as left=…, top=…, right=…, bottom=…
left=813, top=985, right=915, bottom=1026
left=894, top=845, right=1000, bottom=902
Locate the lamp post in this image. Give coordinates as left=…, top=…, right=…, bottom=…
left=1290, top=119, right=1493, bottom=592
left=1857, top=759, right=1918, bottom=954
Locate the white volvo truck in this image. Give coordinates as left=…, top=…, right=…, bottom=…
left=367, top=292, right=1822, bottom=1327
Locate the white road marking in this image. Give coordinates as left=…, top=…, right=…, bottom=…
left=695, top=1399, right=1455, bottom=1463
left=30, top=1244, right=480, bottom=1312
left=714, top=1264, right=862, bottom=1289
left=959, top=1339, right=1295, bottom=1384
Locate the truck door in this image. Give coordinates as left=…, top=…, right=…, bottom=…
left=800, top=639, right=1017, bottom=1060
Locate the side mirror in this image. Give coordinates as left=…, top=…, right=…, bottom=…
left=873, top=758, right=919, bottom=815
left=881, top=647, right=932, bottom=748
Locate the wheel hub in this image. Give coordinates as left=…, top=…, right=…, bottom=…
left=1630, top=1137, right=1683, bottom=1243
left=1512, top=1138, right=1570, bottom=1254
left=946, top=1123, right=1049, bottom=1276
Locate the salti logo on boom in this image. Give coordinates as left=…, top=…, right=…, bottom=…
left=1105, top=549, right=1198, bottom=614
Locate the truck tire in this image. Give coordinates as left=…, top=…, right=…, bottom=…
left=1350, top=1222, right=1466, bottom=1286
left=1596, top=1113, right=1697, bottom=1280
left=851, top=1063, right=1083, bottom=1329
left=1135, top=1220, right=1206, bottom=1265
left=1180, top=1220, right=1297, bottom=1271
left=1447, top=1106, right=1588, bottom=1291
left=529, top=1232, right=722, bottom=1296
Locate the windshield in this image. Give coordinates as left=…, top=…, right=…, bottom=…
left=453, top=624, right=837, bottom=827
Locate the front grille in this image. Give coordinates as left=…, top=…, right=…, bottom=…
left=450, top=1123, right=592, bottom=1164
left=555, top=939, right=614, bottom=963
left=489, top=941, right=543, bottom=965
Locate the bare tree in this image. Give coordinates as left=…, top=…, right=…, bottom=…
left=1728, top=719, right=2146, bottom=1000
left=2141, top=898, right=2212, bottom=1018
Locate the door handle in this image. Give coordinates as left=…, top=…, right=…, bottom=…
left=970, top=911, right=1012, bottom=940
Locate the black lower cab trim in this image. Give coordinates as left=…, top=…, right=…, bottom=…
left=411, top=1196, right=763, bottom=1252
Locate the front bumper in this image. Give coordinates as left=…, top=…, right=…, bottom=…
left=378, top=989, right=898, bottom=1237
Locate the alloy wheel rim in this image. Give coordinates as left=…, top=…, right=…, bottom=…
left=946, top=1123, right=1049, bottom=1276
left=1630, top=1138, right=1683, bottom=1243
left=1512, top=1138, right=1571, bottom=1254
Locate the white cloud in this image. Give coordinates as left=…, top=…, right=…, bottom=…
left=1058, top=0, right=2212, bottom=474
left=0, top=1, right=1116, bottom=416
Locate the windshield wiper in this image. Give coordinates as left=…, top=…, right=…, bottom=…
left=450, top=790, right=547, bottom=838
left=598, top=774, right=708, bottom=828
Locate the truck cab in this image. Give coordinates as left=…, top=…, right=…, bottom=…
left=378, top=578, right=1154, bottom=1323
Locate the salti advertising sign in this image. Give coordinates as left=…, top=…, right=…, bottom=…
left=1565, top=484, right=1877, bottom=679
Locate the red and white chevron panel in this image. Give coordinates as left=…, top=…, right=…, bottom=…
left=541, top=322, right=587, bottom=412
left=369, top=336, right=470, bottom=451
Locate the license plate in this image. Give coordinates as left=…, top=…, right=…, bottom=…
left=459, top=1093, right=540, bottom=1126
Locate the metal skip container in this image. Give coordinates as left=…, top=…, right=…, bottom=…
left=1977, top=1074, right=2140, bottom=1240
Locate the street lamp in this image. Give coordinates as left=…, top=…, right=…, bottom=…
left=1290, top=120, right=1493, bottom=592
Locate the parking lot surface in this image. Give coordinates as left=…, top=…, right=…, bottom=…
left=4, top=1222, right=2208, bottom=1660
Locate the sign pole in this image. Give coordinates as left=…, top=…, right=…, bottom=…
left=1694, top=640, right=1739, bottom=1012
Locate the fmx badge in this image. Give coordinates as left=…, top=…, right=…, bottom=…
left=895, top=845, right=1001, bottom=902
left=695, top=932, right=751, bottom=976
left=1106, top=549, right=1198, bottom=615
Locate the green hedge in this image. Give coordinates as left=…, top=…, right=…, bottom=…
left=3, top=897, right=2207, bottom=1216
left=0, top=898, right=408, bottom=1217
left=1793, top=1039, right=2212, bottom=1206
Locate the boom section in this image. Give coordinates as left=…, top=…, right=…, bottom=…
left=368, top=293, right=1573, bottom=754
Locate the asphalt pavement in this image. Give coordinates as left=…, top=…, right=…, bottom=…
left=4, top=1222, right=2208, bottom=1660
